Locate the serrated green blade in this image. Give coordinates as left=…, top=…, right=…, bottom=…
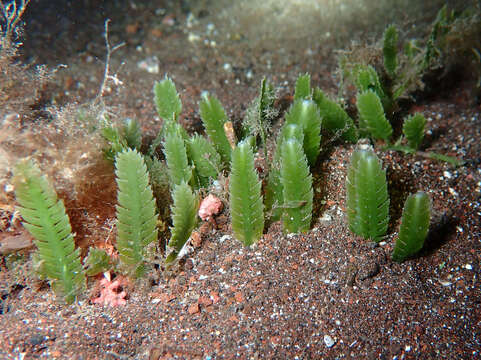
left=402, top=113, right=426, bottom=150
left=229, top=141, right=264, bottom=246
left=166, top=182, right=198, bottom=262
left=346, top=149, right=389, bottom=242
left=115, top=149, right=159, bottom=277
left=392, top=192, right=430, bottom=262
left=357, top=91, right=393, bottom=141
left=13, top=160, right=85, bottom=303
left=280, top=139, right=313, bottom=233
left=199, top=94, right=232, bottom=166
left=294, top=73, right=311, bottom=101
left=163, top=130, right=192, bottom=187
left=153, top=76, right=182, bottom=120
left=383, top=24, right=398, bottom=77
left=285, top=100, right=321, bottom=166
left=313, top=87, right=358, bottom=143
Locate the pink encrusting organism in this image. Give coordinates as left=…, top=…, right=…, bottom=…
left=92, top=275, right=128, bottom=307
left=198, top=194, right=223, bottom=221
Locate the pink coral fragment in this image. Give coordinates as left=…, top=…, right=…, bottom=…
left=198, top=194, right=223, bottom=221
left=92, top=276, right=128, bottom=307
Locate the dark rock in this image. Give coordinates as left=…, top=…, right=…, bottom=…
left=28, top=333, right=45, bottom=346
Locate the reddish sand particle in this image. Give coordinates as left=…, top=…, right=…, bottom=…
left=188, top=303, right=200, bottom=315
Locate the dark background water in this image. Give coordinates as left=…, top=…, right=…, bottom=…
left=16, top=0, right=473, bottom=69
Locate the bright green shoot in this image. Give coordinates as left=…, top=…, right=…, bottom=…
left=280, top=138, right=313, bottom=233
left=199, top=93, right=233, bottom=167
left=346, top=149, right=389, bottom=242
left=229, top=140, right=264, bottom=246
left=115, top=149, right=158, bottom=278
left=13, top=160, right=85, bottom=303
left=392, top=192, right=431, bottom=262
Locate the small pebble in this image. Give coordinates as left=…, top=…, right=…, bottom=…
left=188, top=33, right=201, bottom=42
left=439, top=279, right=452, bottom=287
left=319, top=213, right=332, bottom=222
left=324, top=334, right=336, bottom=348
left=28, top=334, right=45, bottom=346
left=206, top=23, right=215, bottom=34
left=448, top=187, right=458, bottom=197
left=219, top=235, right=231, bottom=243
left=185, top=258, right=194, bottom=270
left=465, top=264, right=473, bottom=270
left=188, top=303, right=200, bottom=315
left=137, top=57, right=159, bottom=74
left=4, top=183, right=14, bottom=193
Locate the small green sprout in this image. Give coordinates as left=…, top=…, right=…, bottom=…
left=346, top=149, right=389, bottom=242
left=402, top=113, right=426, bottom=150
left=356, top=90, right=393, bottom=142
left=294, top=73, right=311, bottom=101
left=166, top=182, right=199, bottom=264
left=392, top=192, right=431, bottom=262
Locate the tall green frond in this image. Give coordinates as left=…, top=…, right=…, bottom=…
left=187, top=134, right=221, bottom=188
left=285, top=100, right=321, bottom=166
left=265, top=123, right=304, bottom=223
left=229, top=141, right=264, bottom=246
left=346, top=149, right=389, bottom=242
left=163, top=130, right=192, bottom=188
left=199, top=93, right=232, bottom=166
left=392, top=192, right=431, bottom=262
left=280, top=139, right=313, bottom=233
left=313, top=87, right=358, bottom=143
left=115, top=149, right=158, bottom=278
left=166, top=182, right=199, bottom=263
left=294, top=73, right=311, bottom=101
left=13, top=160, right=85, bottom=303
left=153, top=76, right=182, bottom=121
left=383, top=25, right=398, bottom=77
left=402, top=113, right=426, bottom=150
left=356, top=90, right=393, bottom=141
